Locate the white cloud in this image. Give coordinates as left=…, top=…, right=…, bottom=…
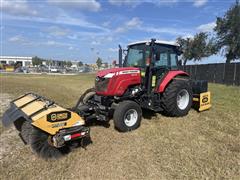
left=46, top=40, right=57, bottom=45
left=8, top=34, right=73, bottom=47
left=111, top=17, right=192, bottom=41
left=102, top=21, right=111, bottom=27
left=106, top=36, right=113, bottom=42
left=8, top=35, right=26, bottom=43
left=90, top=35, right=114, bottom=47
left=109, top=0, right=140, bottom=7
left=54, top=13, right=106, bottom=30
left=193, top=0, right=208, bottom=7
left=109, top=0, right=178, bottom=7
left=44, top=40, right=73, bottom=47
left=46, top=26, right=70, bottom=36
left=91, top=41, right=101, bottom=45
left=152, top=0, right=178, bottom=6
left=109, top=0, right=208, bottom=8
left=182, top=34, right=194, bottom=39
left=8, top=35, right=23, bottom=42
left=5, top=12, right=107, bottom=32
left=197, top=22, right=216, bottom=32
left=8, top=35, right=35, bottom=46
left=1, top=0, right=37, bottom=16
left=68, top=34, right=78, bottom=40
left=115, top=27, right=125, bottom=33
left=126, top=17, right=142, bottom=27
left=138, top=26, right=192, bottom=36
left=108, top=48, right=118, bottom=52
left=115, top=17, right=142, bottom=33
left=48, top=0, right=101, bottom=12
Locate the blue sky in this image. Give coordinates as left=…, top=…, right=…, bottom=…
left=0, top=0, right=235, bottom=64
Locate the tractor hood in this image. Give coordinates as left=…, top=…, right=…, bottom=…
left=97, top=67, right=140, bottom=77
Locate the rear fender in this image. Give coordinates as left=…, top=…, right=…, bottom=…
left=156, top=70, right=189, bottom=93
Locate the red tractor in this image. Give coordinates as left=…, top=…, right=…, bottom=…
left=76, top=39, right=210, bottom=132
left=2, top=39, right=211, bottom=159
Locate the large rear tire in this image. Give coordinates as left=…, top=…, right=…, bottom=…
left=30, top=127, right=69, bottom=159
left=161, top=79, right=192, bottom=117
left=113, top=101, right=142, bottom=132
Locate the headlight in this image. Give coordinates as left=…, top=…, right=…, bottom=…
left=104, top=73, right=115, bottom=78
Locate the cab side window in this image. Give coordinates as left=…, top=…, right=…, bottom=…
left=170, top=53, right=178, bottom=69
left=154, top=52, right=168, bottom=67
left=153, top=45, right=178, bottom=68
left=127, top=49, right=144, bottom=67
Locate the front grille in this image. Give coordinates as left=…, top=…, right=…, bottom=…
left=95, top=77, right=109, bottom=92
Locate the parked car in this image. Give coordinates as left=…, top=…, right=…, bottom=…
left=14, top=66, right=29, bottom=73
left=50, top=66, right=59, bottom=73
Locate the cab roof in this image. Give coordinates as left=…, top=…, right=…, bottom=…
left=128, top=40, right=180, bottom=47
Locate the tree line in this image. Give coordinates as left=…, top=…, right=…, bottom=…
left=177, top=0, right=240, bottom=66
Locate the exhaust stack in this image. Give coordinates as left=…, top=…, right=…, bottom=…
left=118, top=44, right=122, bottom=67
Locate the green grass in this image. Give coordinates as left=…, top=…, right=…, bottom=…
left=0, top=73, right=239, bottom=179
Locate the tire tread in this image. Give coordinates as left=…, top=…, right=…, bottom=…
left=161, top=79, right=193, bottom=117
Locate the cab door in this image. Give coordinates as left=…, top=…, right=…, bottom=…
left=152, top=45, right=179, bottom=89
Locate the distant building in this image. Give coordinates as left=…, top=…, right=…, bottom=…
left=0, top=56, right=32, bottom=67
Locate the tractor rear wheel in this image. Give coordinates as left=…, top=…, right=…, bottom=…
left=30, top=127, right=69, bottom=159
left=113, top=101, right=142, bottom=132
left=161, top=79, right=192, bottom=117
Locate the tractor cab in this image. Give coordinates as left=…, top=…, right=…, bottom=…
left=122, top=39, right=182, bottom=91
left=123, top=40, right=181, bottom=70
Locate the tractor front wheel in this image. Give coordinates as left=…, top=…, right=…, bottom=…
left=161, top=79, right=193, bottom=117
left=113, top=101, right=142, bottom=132
left=78, top=88, right=95, bottom=105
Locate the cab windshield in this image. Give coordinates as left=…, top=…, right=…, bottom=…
left=124, top=43, right=179, bottom=69
left=124, top=44, right=150, bottom=68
